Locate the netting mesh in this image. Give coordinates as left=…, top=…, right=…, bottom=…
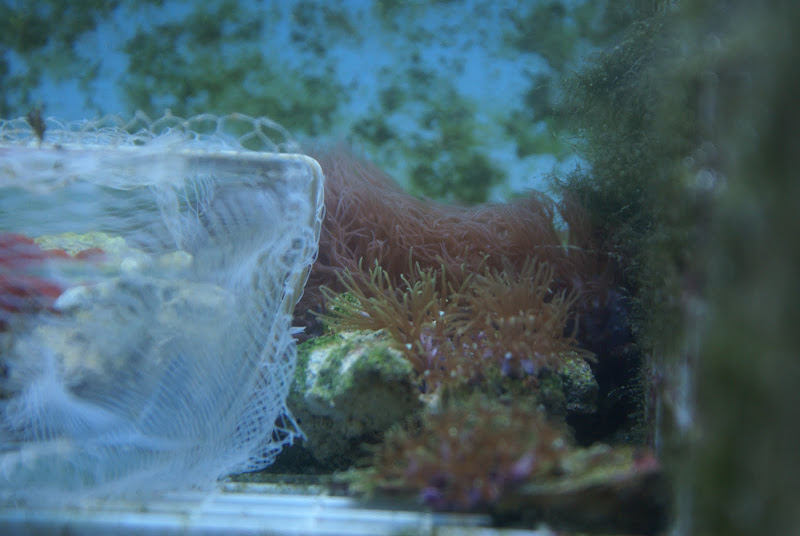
left=0, top=113, right=323, bottom=503
left=0, top=110, right=300, bottom=152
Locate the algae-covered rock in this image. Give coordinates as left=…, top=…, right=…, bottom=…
left=289, top=329, right=423, bottom=468
left=535, top=353, right=599, bottom=419
left=559, top=352, right=599, bottom=415
left=494, top=444, right=669, bottom=535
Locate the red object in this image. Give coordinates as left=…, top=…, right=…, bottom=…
left=0, top=232, right=105, bottom=330
left=74, top=247, right=106, bottom=261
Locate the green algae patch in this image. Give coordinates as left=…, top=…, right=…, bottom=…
left=289, top=330, right=422, bottom=468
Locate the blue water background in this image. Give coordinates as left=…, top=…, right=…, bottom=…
left=1, top=1, right=611, bottom=201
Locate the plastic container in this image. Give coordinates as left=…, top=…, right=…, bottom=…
left=0, top=114, right=324, bottom=503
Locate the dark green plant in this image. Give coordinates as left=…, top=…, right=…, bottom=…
left=552, top=9, right=707, bottom=355
left=682, top=2, right=800, bottom=535
left=550, top=2, right=800, bottom=533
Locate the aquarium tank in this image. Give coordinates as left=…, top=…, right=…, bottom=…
left=1, top=1, right=798, bottom=535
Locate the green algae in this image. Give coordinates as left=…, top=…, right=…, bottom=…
left=684, top=3, right=800, bottom=534
left=289, top=330, right=421, bottom=468
left=550, top=2, right=800, bottom=533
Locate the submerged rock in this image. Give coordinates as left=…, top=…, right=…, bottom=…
left=289, top=329, right=423, bottom=468
left=535, top=352, right=599, bottom=420
left=493, top=445, right=670, bottom=535
left=559, top=352, right=599, bottom=415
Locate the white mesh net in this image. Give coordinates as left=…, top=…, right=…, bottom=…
left=0, top=113, right=324, bottom=503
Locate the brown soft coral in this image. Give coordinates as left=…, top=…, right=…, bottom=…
left=296, top=147, right=628, bottom=396
left=296, top=148, right=590, bottom=329
left=321, top=255, right=589, bottom=392
left=457, top=257, right=590, bottom=377
left=369, top=392, right=568, bottom=511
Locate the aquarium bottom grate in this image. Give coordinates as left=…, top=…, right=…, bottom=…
left=0, top=481, right=559, bottom=535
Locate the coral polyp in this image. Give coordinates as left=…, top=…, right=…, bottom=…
left=321, top=254, right=590, bottom=392
left=459, top=257, right=590, bottom=377
left=296, top=149, right=585, bottom=326
left=369, top=393, right=567, bottom=511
